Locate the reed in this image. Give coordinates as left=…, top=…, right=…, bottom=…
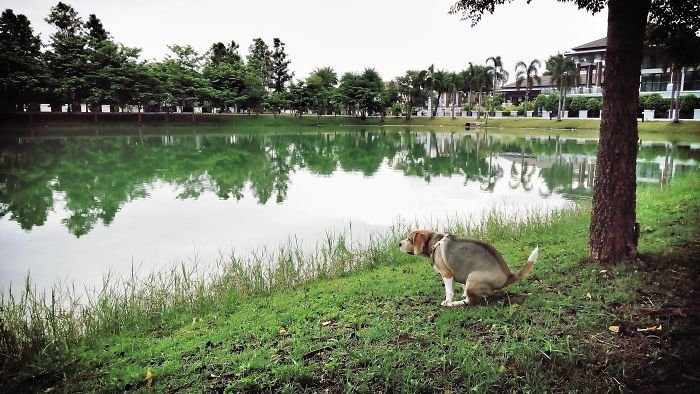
left=0, top=206, right=581, bottom=374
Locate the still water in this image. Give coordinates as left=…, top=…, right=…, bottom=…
left=1, top=128, right=697, bottom=294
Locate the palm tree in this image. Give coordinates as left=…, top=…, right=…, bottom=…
left=432, top=69, right=450, bottom=116
left=486, top=56, right=509, bottom=96
left=425, top=64, right=437, bottom=117
left=468, top=63, right=492, bottom=118
left=447, top=71, right=461, bottom=118
left=515, top=59, right=542, bottom=115
left=310, top=66, right=338, bottom=89
left=546, top=54, right=578, bottom=120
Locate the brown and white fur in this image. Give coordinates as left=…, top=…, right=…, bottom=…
left=399, top=230, right=539, bottom=307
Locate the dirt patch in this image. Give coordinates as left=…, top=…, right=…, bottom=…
left=596, top=249, right=700, bottom=393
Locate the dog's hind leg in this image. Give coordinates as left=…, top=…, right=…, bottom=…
left=462, top=280, right=485, bottom=305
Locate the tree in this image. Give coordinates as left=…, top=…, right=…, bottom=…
left=270, top=38, right=293, bottom=93
left=310, top=66, right=338, bottom=88
left=449, top=0, right=699, bottom=263
left=432, top=69, right=450, bottom=116
left=208, top=40, right=241, bottom=65
left=338, top=69, right=384, bottom=120
left=309, top=66, right=339, bottom=115
left=0, top=9, right=44, bottom=111
left=204, top=41, right=246, bottom=112
left=486, top=55, right=509, bottom=96
left=162, top=44, right=209, bottom=112
left=467, top=62, right=492, bottom=117
left=247, top=38, right=272, bottom=91
left=515, top=59, right=541, bottom=113
left=447, top=71, right=462, bottom=118
left=44, top=1, right=88, bottom=112
left=546, top=53, right=578, bottom=120
left=396, top=69, right=428, bottom=120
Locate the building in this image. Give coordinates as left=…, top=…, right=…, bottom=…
left=498, top=37, right=700, bottom=106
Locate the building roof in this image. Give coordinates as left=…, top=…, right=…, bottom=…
left=500, top=75, right=556, bottom=90
left=571, top=37, right=607, bottom=51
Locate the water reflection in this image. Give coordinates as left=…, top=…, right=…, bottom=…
left=0, top=130, right=697, bottom=238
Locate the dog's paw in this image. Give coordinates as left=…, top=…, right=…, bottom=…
left=441, top=299, right=452, bottom=307
left=449, top=300, right=467, bottom=307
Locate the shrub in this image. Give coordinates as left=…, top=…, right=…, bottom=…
left=679, top=94, right=700, bottom=111
left=585, top=98, right=603, bottom=111
left=533, top=93, right=558, bottom=112
left=569, top=96, right=589, bottom=111
left=643, top=93, right=670, bottom=111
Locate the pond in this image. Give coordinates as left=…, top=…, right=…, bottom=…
left=1, top=127, right=698, bottom=295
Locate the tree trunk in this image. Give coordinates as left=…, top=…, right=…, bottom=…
left=557, top=86, right=563, bottom=121
left=589, top=0, right=651, bottom=263
left=673, top=68, right=681, bottom=123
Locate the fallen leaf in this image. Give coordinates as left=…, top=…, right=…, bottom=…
left=599, top=270, right=608, bottom=274
left=510, top=303, right=519, bottom=308
left=637, top=325, right=662, bottom=332
left=145, top=367, right=153, bottom=387
left=321, top=321, right=332, bottom=326
left=499, top=365, right=507, bottom=373
left=608, top=325, right=620, bottom=333
left=278, top=327, right=287, bottom=335
left=586, top=292, right=592, bottom=300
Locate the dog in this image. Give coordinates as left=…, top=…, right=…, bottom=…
left=399, top=230, right=539, bottom=307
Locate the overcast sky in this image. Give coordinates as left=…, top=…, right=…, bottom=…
left=5, top=0, right=608, bottom=83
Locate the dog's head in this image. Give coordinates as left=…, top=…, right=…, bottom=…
left=399, top=230, right=435, bottom=257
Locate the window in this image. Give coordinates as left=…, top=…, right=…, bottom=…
left=640, top=73, right=669, bottom=92
left=683, top=69, right=700, bottom=91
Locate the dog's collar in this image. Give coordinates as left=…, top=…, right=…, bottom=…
left=429, top=233, right=450, bottom=257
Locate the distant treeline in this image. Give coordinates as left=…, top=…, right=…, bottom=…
left=0, top=2, right=542, bottom=119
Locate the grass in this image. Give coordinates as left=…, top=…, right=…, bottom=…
left=3, top=113, right=699, bottom=146
left=1, top=174, right=699, bottom=392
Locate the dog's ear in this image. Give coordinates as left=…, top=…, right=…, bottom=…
left=412, top=231, right=431, bottom=256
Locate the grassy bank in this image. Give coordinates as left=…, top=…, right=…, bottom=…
left=2, top=112, right=700, bottom=138
left=2, top=175, right=699, bottom=392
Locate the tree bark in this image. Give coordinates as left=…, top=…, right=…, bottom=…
left=589, top=0, right=651, bottom=263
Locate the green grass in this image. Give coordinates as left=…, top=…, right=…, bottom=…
left=1, top=175, right=699, bottom=392
left=6, top=114, right=700, bottom=136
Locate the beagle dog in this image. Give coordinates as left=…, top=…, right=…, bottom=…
left=399, top=230, right=538, bottom=307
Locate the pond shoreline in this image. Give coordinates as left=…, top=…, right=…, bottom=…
left=2, top=174, right=699, bottom=392
left=2, top=112, right=700, bottom=136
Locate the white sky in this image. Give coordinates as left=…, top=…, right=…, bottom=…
left=4, top=0, right=608, bottom=83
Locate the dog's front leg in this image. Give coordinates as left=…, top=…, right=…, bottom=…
left=441, top=276, right=454, bottom=306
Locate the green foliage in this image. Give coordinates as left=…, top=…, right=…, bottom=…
left=585, top=97, right=603, bottom=111
left=569, top=96, right=589, bottom=111
left=0, top=9, right=45, bottom=111
left=533, top=93, right=559, bottom=112
left=679, top=94, right=700, bottom=111
left=643, top=93, right=670, bottom=111
left=270, top=38, right=292, bottom=93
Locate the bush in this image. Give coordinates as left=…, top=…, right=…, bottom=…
left=643, top=93, right=670, bottom=111
left=679, top=94, right=700, bottom=111
left=585, top=98, right=603, bottom=111
left=533, top=93, right=558, bottom=112
left=569, top=96, right=589, bottom=111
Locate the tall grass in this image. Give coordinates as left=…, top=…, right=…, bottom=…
left=0, top=206, right=582, bottom=375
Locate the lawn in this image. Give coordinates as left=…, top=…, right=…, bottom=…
left=2, top=173, right=698, bottom=393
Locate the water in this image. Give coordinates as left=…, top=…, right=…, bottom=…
left=1, top=128, right=697, bottom=294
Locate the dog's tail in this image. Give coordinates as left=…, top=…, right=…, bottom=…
left=505, top=246, right=538, bottom=286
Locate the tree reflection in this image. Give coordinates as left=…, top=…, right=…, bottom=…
left=0, top=131, right=695, bottom=237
